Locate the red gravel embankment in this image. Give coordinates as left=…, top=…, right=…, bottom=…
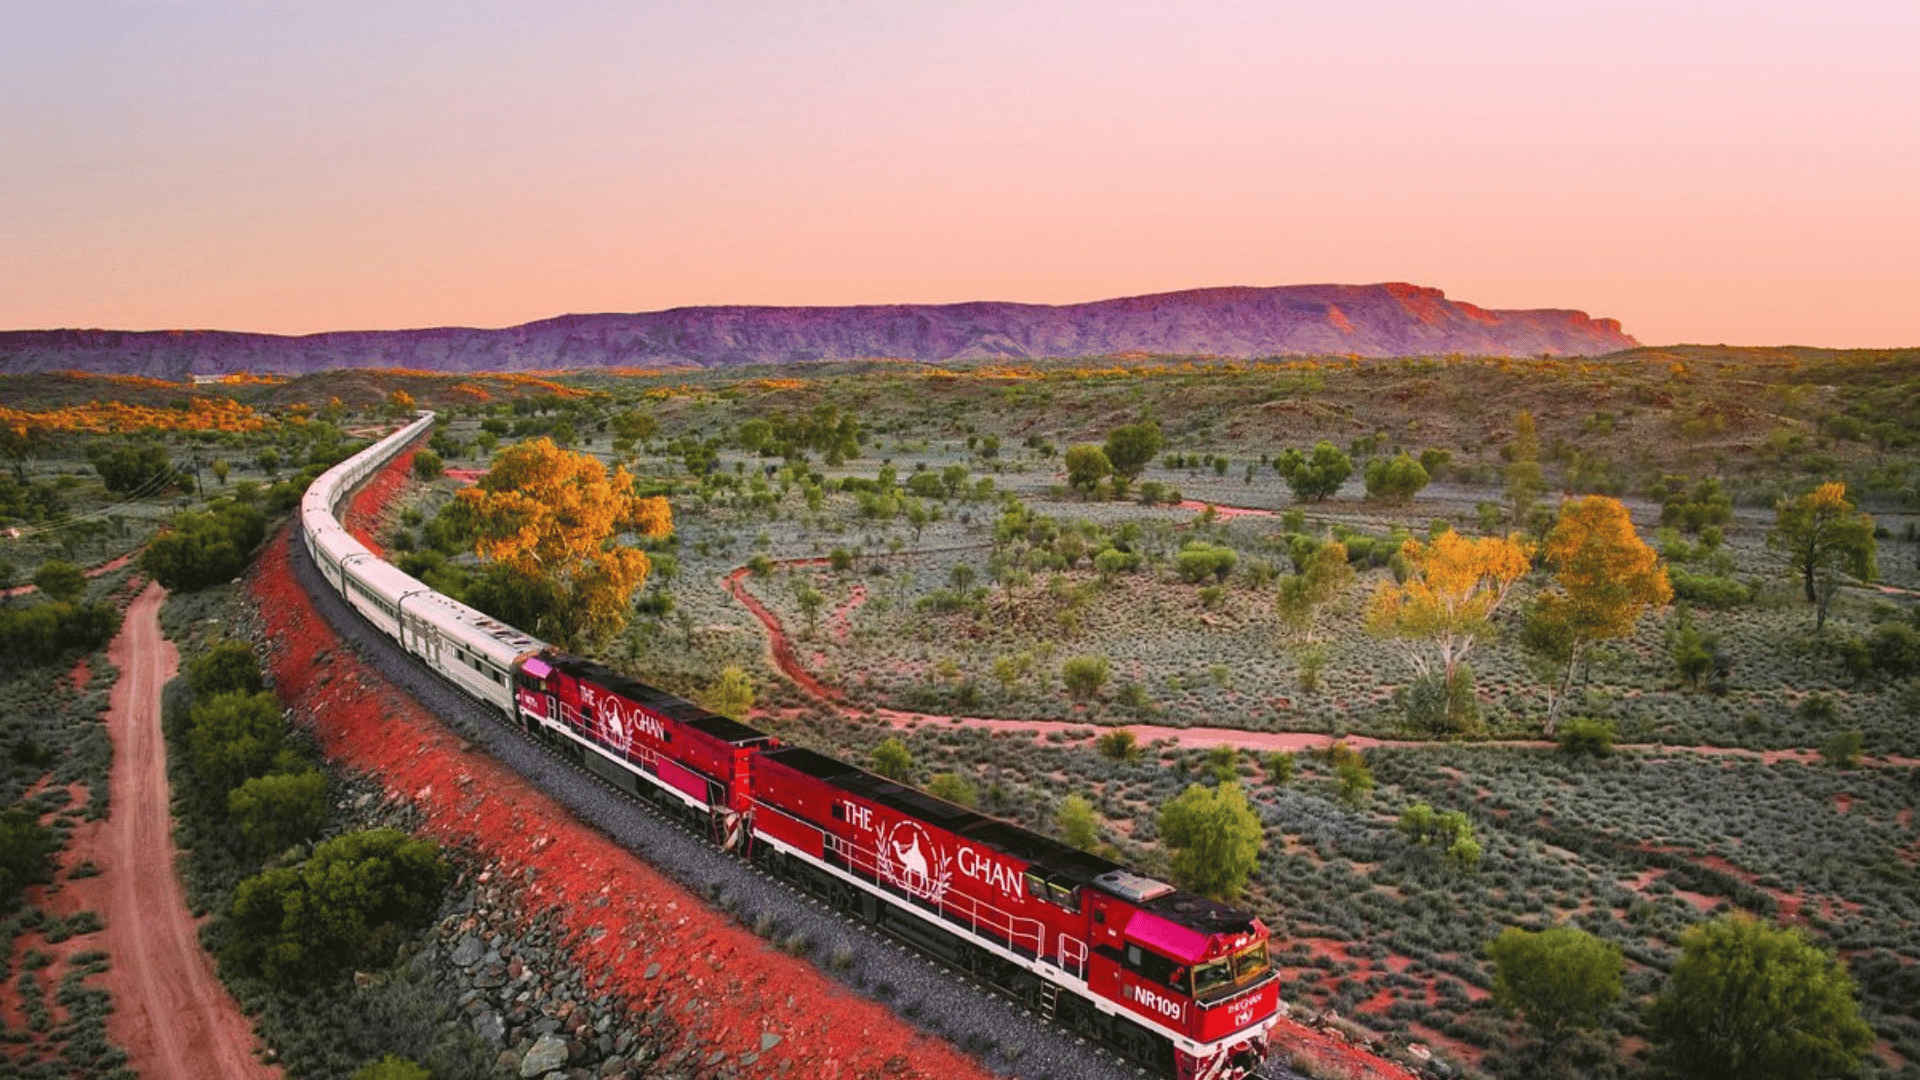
left=249, top=530, right=995, bottom=1080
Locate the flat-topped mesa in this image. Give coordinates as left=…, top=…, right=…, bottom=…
left=0, top=283, right=1638, bottom=379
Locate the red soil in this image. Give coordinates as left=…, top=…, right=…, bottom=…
left=251, top=533, right=994, bottom=1080
left=3, top=583, right=284, bottom=1080
left=1174, top=500, right=1279, bottom=520
left=341, top=444, right=418, bottom=556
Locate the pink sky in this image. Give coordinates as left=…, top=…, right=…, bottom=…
left=3, top=2, right=1916, bottom=347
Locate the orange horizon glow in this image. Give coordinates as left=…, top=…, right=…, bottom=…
left=4, top=3, right=1916, bottom=349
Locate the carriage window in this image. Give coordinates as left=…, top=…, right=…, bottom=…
left=1025, top=871, right=1047, bottom=900
left=1047, top=881, right=1079, bottom=912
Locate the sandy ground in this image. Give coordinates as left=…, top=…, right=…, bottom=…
left=92, top=581, right=281, bottom=1080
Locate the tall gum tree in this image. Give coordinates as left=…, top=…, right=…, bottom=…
left=1530, top=496, right=1672, bottom=733
left=1767, top=481, right=1876, bottom=631
left=455, top=437, right=672, bottom=649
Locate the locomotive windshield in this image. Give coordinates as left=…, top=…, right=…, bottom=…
left=1191, top=943, right=1272, bottom=999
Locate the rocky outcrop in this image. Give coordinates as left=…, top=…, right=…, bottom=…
left=0, top=283, right=1636, bottom=378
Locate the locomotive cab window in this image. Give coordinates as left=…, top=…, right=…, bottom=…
left=1191, top=958, right=1233, bottom=997
left=1124, top=943, right=1180, bottom=988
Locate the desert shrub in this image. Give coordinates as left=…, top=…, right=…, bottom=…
left=1866, top=621, right=1920, bottom=679
left=0, top=600, right=117, bottom=672
left=1820, top=729, right=1864, bottom=768
left=1174, top=541, right=1237, bottom=584
left=870, top=737, right=912, bottom=781
left=1096, top=728, right=1141, bottom=762
left=221, top=828, right=450, bottom=988
left=140, top=500, right=268, bottom=591
left=925, top=772, right=977, bottom=808
left=186, top=691, right=285, bottom=793
left=355, top=1056, right=432, bottom=1080
left=187, top=639, right=265, bottom=698
left=0, top=805, right=56, bottom=910
left=1668, top=567, right=1751, bottom=609
left=32, top=559, right=87, bottom=602
left=1398, top=665, right=1481, bottom=736
left=1558, top=718, right=1617, bottom=758
left=407, top=449, right=443, bottom=481
left=1364, top=453, right=1431, bottom=504
left=1061, top=654, right=1110, bottom=700
left=228, top=770, right=330, bottom=855
left=89, top=441, right=177, bottom=495
left=1058, top=793, right=1099, bottom=851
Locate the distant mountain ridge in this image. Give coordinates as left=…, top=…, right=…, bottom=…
left=0, top=283, right=1636, bottom=378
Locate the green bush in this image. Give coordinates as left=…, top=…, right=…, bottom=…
left=1158, top=782, right=1261, bottom=900
left=1669, top=567, right=1751, bottom=609
left=1096, top=728, right=1140, bottom=762
left=89, top=441, right=176, bottom=495
left=926, top=771, right=978, bottom=808
left=1174, top=542, right=1237, bottom=584
left=0, top=806, right=56, bottom=910
left=187, top=639, right=265, bottom=698
left=1061, top=654, right=1111, bottom=700
left=0, top=600, right=117, bottom=673
left=870, top=737, right=912, bottom=781
left=1820, top=729, right=1864, bottom=768
left=31, top=559, right=87, bottom=603
left=186, top=691, right=284, bottom=793
left=228, top=770, right=329, bottom=855
left=408, top=449, right=443, bottom=481
left=221, top=828, right=451, bottom=988
left=1558, top=718, right=1617, bottom=758
left=1363, top=453, right=1431, bottom=504
left=140, top=500, right=267, bottom=591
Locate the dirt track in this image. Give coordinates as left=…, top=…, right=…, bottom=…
left=96, top=581, right=279, bottom=1080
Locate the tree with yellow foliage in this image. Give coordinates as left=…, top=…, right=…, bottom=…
left=1769, top=482, right=1876, bottom=632
left=384, top=389, right=417, bottom=418
left=454, top=438, right=671, bottom=650
left=1526, top=496, right=1672, bottom=732
left=1368, top=529, right=1533, bottom=734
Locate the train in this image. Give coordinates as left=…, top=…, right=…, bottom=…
left=300, top=413, right=1282, bottom=1080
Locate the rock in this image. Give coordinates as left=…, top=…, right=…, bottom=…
left=452, top=935, right=484, bottom=967
left=520, top=1034, right=570, bottom=1078
left=474, top=1010, right=506, bottom=1045
left=758, top=1033, right=781, bottom=1052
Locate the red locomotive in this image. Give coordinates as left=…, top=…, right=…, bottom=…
left=507, top=646, right=1279, bottom=1078
left=750, top=744, right=1277, bottom=1079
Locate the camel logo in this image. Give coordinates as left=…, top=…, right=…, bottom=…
left=581, top=690, right=664, bottom=755
left=605, top=710, right=631, bottom=755
left=877, top=820, right=952, bottom=903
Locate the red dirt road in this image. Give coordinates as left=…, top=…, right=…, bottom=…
left=96, top=581, right=280, bottom=1080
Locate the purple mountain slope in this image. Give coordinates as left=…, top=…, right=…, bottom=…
left=0, top=283, right=1636, bottom=378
